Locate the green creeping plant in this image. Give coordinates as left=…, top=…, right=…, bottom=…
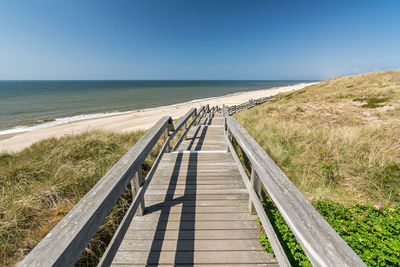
left=258, top=199, right=400, bottom=266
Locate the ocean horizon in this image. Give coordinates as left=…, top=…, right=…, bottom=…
left=0, top=80, right=313, bottom=135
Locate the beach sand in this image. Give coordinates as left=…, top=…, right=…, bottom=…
left=0, top=82, right=316, bottom=153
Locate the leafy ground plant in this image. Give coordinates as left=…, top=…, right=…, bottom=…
left=259, top=199, right=400, bottom=266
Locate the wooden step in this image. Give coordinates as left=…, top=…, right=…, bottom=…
left=123, top=229, right=261, bottom=240
left=145, top=199, right=248, bottom=207
left=111, top=251, right=276, bottom=265
left=134, top=212, right=258, bottom=222
left=147, top=184, right=245, bottom=190
left=144, top=205, right=249, bottom=214
left=145, top=194, right=248, bottom=201
left=117, top=239, right=264, bottom=252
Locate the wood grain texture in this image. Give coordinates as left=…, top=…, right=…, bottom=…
left=108, top=110, right=277, bottom=266
left=18, top=116, right=173, bottom=267
left=21, top=106, right=364, bottom=267
left=226, top=116, right=366, bottom=267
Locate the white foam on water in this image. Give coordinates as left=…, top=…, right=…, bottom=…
left=0, top=110, right=135, bottom=136
left=0, top=82, right=315, bottom=137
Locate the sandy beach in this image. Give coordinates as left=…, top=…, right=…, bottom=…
left=0, top=82, right=316, bottom=153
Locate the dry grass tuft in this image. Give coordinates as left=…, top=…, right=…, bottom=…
left=235, top=70, right=400, bottom=206
left=0, top=130, right=151, bottom=266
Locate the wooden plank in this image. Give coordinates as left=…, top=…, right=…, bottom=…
left=18, top=116, right=173, bottom=267
left=149, top=178, right=244, bottom=185
left=144, top=205, right=249, bottom=214
left=162, top=153, right=233, bottom=161
left=155, top=168, right=239, bottom=174
left=145, top=193, right=248, bottom=201
left=149, top=177, right=243, bottom=183
left=128, top=220, right=257, bottom=230
left=147, top=184, right=245, bottom=190
left=158, top=161, right=237, bottom=167
left=131, top=212, right=258, bottom=221
left=111, top=264, right=278, bottom=267
left=123, top=229, right=261, bottom=240
left=111, top=251, right=276, bottom=265
left=145, top=189, right=249, bottom=195
left=117, top=239, right=264, bottom=252
left=226, top=116, right=366, bottom=266
left=145, top=199, right=248, bottom=207
left=156, top=165, right=238, bottom=171
left=178, top=143, right=226, bottom=150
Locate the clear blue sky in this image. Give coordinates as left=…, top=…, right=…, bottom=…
left=0, top=0, right=399, bottom=80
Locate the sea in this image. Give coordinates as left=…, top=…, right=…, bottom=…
left=0, top=80, right=311, bottom=135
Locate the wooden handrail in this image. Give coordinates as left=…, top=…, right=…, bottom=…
left=172, top=107, right=204, bottom=151
left=19, top=116, right=173, bottom=267
left=228, top=96, right=273, bottom=115
left=98, top=117, right=186, bottom=266
left=195, top=105, right=207, bottom=126
left=225, top=135, right=291, bottom=267
left=225, top=116, right=366, bottom=267
left=169, top=108, right=196, bottom=140
left=19, top=107, right=202, bottom=267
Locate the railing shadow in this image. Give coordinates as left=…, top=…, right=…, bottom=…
left=145, top=116, right=209, bottom=266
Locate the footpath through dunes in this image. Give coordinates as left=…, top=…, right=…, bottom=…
left=110, top=111, right=277, bottom=266
left=19, top=104, right=366, bottom=267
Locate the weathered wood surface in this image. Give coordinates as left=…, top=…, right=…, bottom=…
left=109, top=110, right=277, bottom=266
left=177, top=113, right=226, bottom=151
left=225, top=134, right=290, bottom=266
left=226, top=116, right=366, bottom=267
left=18, top=116, right=173, bottom=267
left=20, top=105, right=366, bottom=267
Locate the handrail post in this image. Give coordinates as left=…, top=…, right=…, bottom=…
left=184, top=120, right=188, bottom=140
left=164, top=127, right=170, bottom=152
left=131, top=165, right=145, bottom=216
left=249, top=165, right=262, bottom=215
left=226, top=129, right=233, bottom=152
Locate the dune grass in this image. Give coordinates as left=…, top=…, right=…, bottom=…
left=235, top=71, right=400, bottom=205
left=0, top=130, right=165, bottom=266
left=235, top=70, right=400, bottom=205
left=233, top=71, right=400, bottom=266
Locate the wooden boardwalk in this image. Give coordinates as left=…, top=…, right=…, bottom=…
left=20, top=105, right=366, bottom=267
left=110, top=112, right=278, bottom=266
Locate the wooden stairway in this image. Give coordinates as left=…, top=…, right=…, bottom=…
left=110, top=112, right=278, bottom=266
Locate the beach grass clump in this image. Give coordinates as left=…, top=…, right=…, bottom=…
left=235, top=70, right=400, bottom=206
left=258, top=199, right=400, bottom=266
left=0, top=130, right=161, bottom=266
left=353, top=96, right=391, bottom=108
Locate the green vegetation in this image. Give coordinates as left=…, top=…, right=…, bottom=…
left=258, top=199, right=400, bottom=266
left=235, top=70, right=400, bottom=205
left=233, top=70, right=400, bottom=265
left=353, top=96, right=391, bottom=108
left=0, top=130, right=163, bottom=266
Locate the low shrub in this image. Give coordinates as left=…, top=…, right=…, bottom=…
left=259, top=199, right=400, bottom=266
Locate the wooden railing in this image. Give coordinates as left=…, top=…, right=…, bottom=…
left=227, top=96, right=274, bottom=115
left=18, top=106, right=210, bottom=267
left=223, top=107, right=366, bottom=267
left=19, top=103, right=365, bottom=267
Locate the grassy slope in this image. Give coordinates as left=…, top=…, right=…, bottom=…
left=235, top=70, right=400, bottom=205
left=0, top=130, right=155, bottom=266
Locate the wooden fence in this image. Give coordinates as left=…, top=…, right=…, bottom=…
left=227, top=95, right=274, bottom=115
